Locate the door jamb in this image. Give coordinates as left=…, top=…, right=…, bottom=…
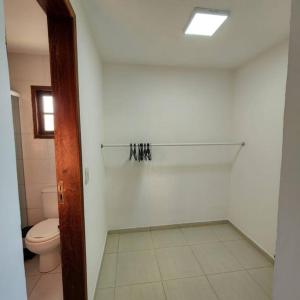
left=36, top=1, right=87, bottom=299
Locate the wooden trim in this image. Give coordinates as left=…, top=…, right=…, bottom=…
left=36, top=0, right=75, bottom=17
left=31, top=85, right=54, bottom=139
left=36, top=1, right=87, bottom=299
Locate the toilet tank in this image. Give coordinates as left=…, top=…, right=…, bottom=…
left=42, top=186, right=59, bottom=218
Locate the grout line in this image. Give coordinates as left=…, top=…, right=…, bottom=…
left=150, top=227, right=187, bottom=248
left=111, top=270, right=269, bottom=287
left=113, top=234, right=120, bottom=299
left=108, top=220, right=228, bottom=234
left=188, top=244, right=206, bottom=275
left=216, top=237, right=272, bottom=299
left=103, top=224, right=273, bottom=299
left=117, top=231, right=154, bottom=253
left=112, top=221, right=274, bottom=263
left=245, top=265, right=274, bottom=271
left=27, top=274, right=42, bottom=297
left=101, top=280, right=162, bottom=288
left=228, top=221, right=275, bottom=264
left=188, top=239, right=221, bottom=300
left=179, top=228, right=188, bottom=245
left=218, top=237, right=273, bottom=298
left=206, top=275, right=222, bottom=300
left=201, top=268, right=251, bottom=276
left=179, top=227, right=187, bottom=243
left=115, top=279, right=164, bottom=288
left=149, top=230, right=167, bottom=300
left=245, top=267, right=272, bottom=299
left=219, top=240, right=249, bottom=272
left=117, top=248, right=154, bottom=254
left=220, top=239, right=271, bottom=270
left=115, top=241, right=245, bottom=253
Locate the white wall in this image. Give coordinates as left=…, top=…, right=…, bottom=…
left=0, top=1, right=27, bottom=299
left=229, top=42, right=289, bottom=256
left=6, top=4, right=107, bottom=299
left=70, top=1, right=107, bottom=299
left=8, top=53, right=56, bottom=227
left=103, top=64, right=238, bottom=230
left=273, top=0, right=300, bottom=298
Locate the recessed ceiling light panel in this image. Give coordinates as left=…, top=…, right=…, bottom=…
left=185, top=8, right=229, bottom=37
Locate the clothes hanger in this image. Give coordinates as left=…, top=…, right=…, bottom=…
left=143, top=143, right=147, bottom=160
left=147, top=143, right=152, bottom=161
left=130, top=142, right=151, bottom=162
left=139, top=143, right=144, bottom=161
left=129, top=143, right=133, bottom=161
left=133, top=143, right=137, bottom=161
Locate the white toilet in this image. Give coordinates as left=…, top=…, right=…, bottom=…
left=25, top=186, right=60, bottom=273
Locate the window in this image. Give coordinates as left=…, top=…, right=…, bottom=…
left=31, top=86, right=54, bottom=138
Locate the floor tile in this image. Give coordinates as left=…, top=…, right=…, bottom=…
left=223, top=240, right=272, bottom=269
left=151, top=228, right=186, bottom=248
left=208, top=271, right=269, bottom=300
left=181, top=226, right=219, bottom=245
left=116, top=250, right=161, bottom=286
left=25, top=256, right=40, bottom=276
left=212, top=224, right=244, bottom=241
left=29, top=273, right=63, bottom=300
left=115, top=282, right=165, bottom=300
left=155, top=246, right=203, bottom=280
left=163, top=276, right=218, bottom=300
left=94, top=288, right=115, bottom=300
left=105, top=234, right=120, bottom=253
left=119, top=231, right=153, bottom=252
left=248, top=267, right=274, bottom=297
left=98, top=253, right=117, bottom=288
left=192, top=242, right=243, bottom=275
left=26, top=275, right=41, bottom=296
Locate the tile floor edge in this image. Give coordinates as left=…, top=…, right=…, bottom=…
left=228, top=221, right=275, bottom=264
left=108, top=220, right=229, bottom=234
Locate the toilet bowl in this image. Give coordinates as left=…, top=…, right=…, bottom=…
left=25, top=186, right=60, bottom=272
left=26, top=218, right=60, bottom=272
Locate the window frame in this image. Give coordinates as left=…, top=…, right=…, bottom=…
left=31, top=85, right=54, bottom=139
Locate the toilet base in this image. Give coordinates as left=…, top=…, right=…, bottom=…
left=39, top=247, right=60, bottom=273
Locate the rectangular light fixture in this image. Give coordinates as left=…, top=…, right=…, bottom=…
left=185, top=8, right=229, bottom=37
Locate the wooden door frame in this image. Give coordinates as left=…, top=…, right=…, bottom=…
left=36, top=1, right=87, bottom=299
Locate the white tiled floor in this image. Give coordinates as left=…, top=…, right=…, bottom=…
left=95, top=223, right=274, bottom=300
left=25, top=256, right=63, bottom=300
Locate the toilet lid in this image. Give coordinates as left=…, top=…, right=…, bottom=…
left=27, top=218, right=60, bottom=243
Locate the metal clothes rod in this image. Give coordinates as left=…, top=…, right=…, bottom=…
left=101, top=142, right=245, bottom=148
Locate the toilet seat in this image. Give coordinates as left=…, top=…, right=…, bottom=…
left=26, top=218, right=59, bottom=243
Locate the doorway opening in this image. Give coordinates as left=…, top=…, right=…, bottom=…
left=4, top=0, right=87, bottom=299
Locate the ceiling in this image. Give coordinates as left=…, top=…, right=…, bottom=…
left=4, top=0, right=48, bottom=55
left=4, top=0, right=291, bottom=68
left=83, top=0, right=291, bottom=68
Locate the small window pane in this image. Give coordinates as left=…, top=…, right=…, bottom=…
left=44, top=114, right=54, bottom=131
left=42, top=96, right=54, bottom=113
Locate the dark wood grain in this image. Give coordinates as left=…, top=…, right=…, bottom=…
left=36, top=1, right=87, bottom=299
left=37, top=0, right=74, bottom=17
